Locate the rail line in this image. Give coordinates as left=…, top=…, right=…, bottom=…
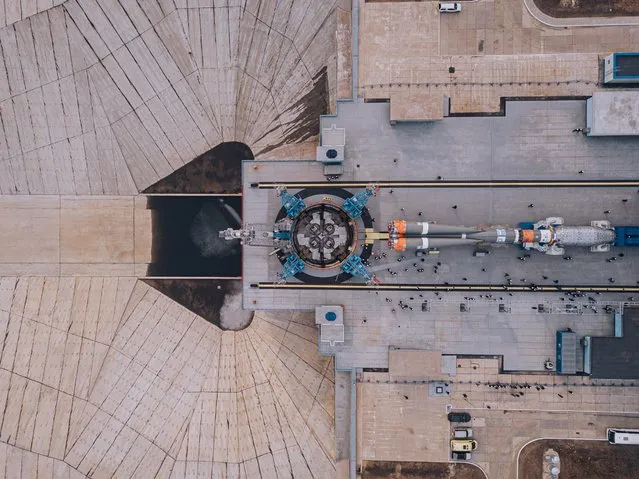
left=253, top=283, right=639, bottom=293
left=254, top=179, right=639, bottom=189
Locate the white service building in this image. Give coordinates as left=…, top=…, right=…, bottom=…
left=586, top=91, right=639, bottom=137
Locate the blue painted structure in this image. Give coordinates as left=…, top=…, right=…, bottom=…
left=280, top=254, right=305, bottom=280
left=556, top=330, right=577, bottom=375
left=604, top=52, right=639, bottom=83
left=614, top=226, right=639, bottom=247
left=615, top=310, right=624, bottom=337
left=582, top=336, right=591, bottom=375
left=273, top=231, right=291, bottom=240
left=340, top=254, right=374, bottom=282
left=343, top=185, right=377, bottom=219
left=278, top=188, right=305, bottom=219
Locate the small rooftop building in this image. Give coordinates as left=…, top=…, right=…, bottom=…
left=590, top=307, right=639, bottom=379
left=603, top=52, right=639, bottom=84
left=586, top=91, right=639, bottom=136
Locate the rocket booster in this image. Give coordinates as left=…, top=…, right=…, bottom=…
left=387, top=217, right=617, bottom=253
left=389, top=220, right=478, bottom=236
left=389, top=237, right=480, bottom=251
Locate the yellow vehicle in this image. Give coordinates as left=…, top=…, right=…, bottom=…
left=450, top=439, right=478, bottom=452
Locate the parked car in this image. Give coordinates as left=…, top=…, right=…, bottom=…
left=451, top=439, right=478, bottom=452
left=452, top=451, right=472, bottom=460
left=447, top=411, right=471, bottom=423
left=454, top=428, right=473, bottom=438
left=439, top=2, right=462, bottom=12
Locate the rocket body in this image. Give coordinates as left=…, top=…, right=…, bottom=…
left=387, top=218, right=617, bottom=253
left=390, top=237, right=480, bottom=251
left=389, top=220, right=478, bottom=236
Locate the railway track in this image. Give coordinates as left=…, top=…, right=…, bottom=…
left=254, top=179, right=639, bottom=189
left=253, top=283, right=639, bottom=293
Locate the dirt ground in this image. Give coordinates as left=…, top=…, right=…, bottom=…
left=519, top=439, right=639, bottom=479
left=365, top=0, right=639, bottom=17
left=143, top=142, right=253, bottom=194
left=534, top=0, right=639, bottom=17
left=360, top=461, right=486, bottom=479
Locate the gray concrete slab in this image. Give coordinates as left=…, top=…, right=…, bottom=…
left=320, top=99, right=639, bottom=180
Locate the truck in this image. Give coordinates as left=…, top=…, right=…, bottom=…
left=607, top=428, right=639, bottom=445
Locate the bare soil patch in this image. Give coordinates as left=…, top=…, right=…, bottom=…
left=519, top=439, right=639, bottom=479
left=143, top=142, right=253, bottom=194
left=534, top=0, right=639, bottom=17
left=360, top=461, right=486, bottom=479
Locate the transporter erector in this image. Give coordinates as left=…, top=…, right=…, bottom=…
left=221, top=185, right=639, bottom=284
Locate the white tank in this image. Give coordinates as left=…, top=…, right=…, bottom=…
left=554, top=226, right=615, bottom=246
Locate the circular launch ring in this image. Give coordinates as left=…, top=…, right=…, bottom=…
left=291, top=203, right=355, bottom=268
left=274, top=188, right=374, bottom=283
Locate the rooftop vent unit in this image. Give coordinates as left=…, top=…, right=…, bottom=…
left=315, top=305, right=345, bottom=347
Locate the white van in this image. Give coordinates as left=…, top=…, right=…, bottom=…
left=607, top=428, right=639, bottom=445
left=439, top=3, right=462, bottom=12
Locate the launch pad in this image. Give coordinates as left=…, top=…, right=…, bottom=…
left=238, top=98, right=639, bottom=372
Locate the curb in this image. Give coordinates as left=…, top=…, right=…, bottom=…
left=522, top=0, right=639, bottom=28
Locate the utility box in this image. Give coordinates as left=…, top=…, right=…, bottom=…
left=317, top=124, right=346, bottom=177
left=316, top=145, right=344, bottom=163
left=556, top=330, right=577, bottom=375
left=315, top=305, right=344, bottom=346
left=603, top=52, right=639, bottom=84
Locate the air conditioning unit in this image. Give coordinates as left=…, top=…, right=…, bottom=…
left=316, top=145, right=345, bottom=163
left=315, top=305, right=344, bottom=346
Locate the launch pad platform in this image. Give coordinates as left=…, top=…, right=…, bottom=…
left=241, top=99, right=639, bottom=372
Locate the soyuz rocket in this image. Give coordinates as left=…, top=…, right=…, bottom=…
left=387, top=218, right=618, bottom=255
